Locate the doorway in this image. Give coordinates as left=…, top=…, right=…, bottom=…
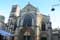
left=41, top=37, right=47, bottom=40
left=23, top=36, right=32, bottom=40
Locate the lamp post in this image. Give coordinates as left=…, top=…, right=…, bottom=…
left=51, top=8, right=55, bottom=11
left=51, top=3, right=60, bottom=11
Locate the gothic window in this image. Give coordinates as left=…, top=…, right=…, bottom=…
left=41, top=22, right=46, bottom=31
left=23, top=15, right=32, bottom=27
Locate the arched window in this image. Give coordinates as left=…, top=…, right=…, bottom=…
left=41, top=22, right=46, bottom=31
left=23, top=15, right=32, bottom=27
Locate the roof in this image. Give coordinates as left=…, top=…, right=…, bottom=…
left=22, top=3, right=37, bottom=11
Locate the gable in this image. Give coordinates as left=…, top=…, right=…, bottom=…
left=21, top=3, right=37, bottom=12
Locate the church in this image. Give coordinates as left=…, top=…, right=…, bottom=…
left=1, top=3, right=60, bottom=40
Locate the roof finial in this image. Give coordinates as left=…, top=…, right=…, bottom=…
left=28, top=1, right=30, bottom=4
left=28, top=1, right=31, bottom=5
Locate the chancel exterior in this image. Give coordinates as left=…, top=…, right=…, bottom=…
left=0, top=3, right=60, bottom=40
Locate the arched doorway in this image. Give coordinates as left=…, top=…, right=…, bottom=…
left=23, top=31, right=32, bottom=40
left=20, top=28, right=33, bottom=40
left=41, top=37, right=47, bottom=40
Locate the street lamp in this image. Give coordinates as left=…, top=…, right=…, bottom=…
left=51, top=3, right=60, bottom=11
left=51, top=8, right=55, bottom=11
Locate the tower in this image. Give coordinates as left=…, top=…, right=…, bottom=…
left=8, top=5, right=20, bottom=33
left=10, top=5, right=20, bottom=17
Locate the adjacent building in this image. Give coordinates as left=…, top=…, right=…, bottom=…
left=0, top=15, right=5, bottom=30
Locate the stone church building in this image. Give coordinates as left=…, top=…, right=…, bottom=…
left=6, top=3, right=60, bottom=40
left=14, top=3, right=52, bottom=40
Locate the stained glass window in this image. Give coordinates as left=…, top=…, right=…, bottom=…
left=23, top=15, right=32, bottom=27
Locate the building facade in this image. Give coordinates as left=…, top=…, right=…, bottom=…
left=8, top=3, right=60, bottom=40
left=13, top=3, right=52, bottom=40
left=0, top=3, right=60, bottom=40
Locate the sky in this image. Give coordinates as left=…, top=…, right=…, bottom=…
left=0, top=0, right=60, bottom=29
